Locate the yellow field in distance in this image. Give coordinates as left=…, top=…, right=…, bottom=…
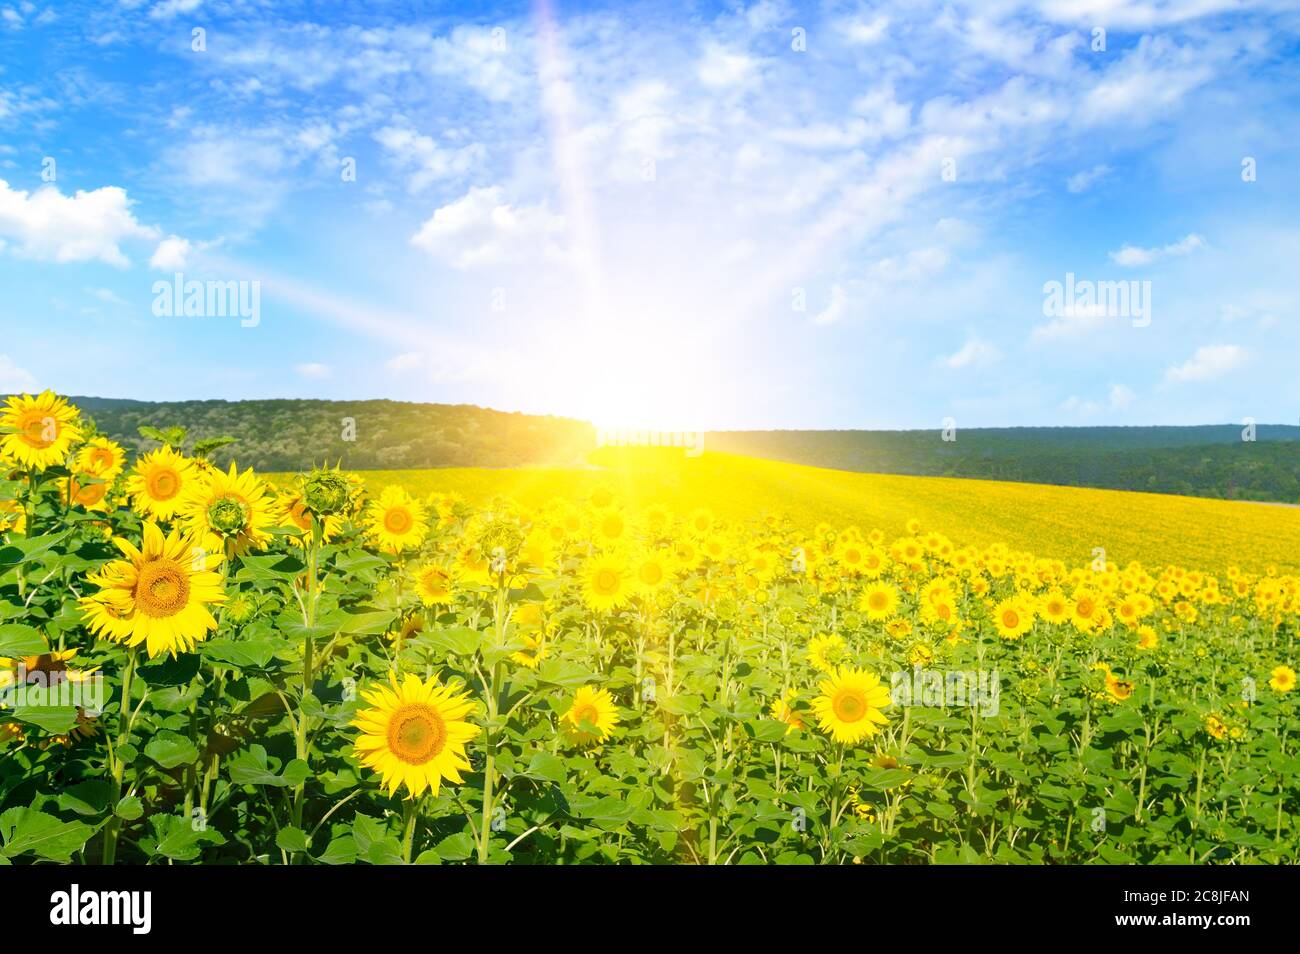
left=335, top=448, right=1299, bottom=575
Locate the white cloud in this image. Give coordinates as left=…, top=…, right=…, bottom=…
left=0, top=353, right=37, bottom=392
left=374, top=126, right=485, bottom=193
left=428, top=26, right=527, bottom=102
left=811, top=284, right=847, bottom=326
left=1066, top=163, right=1110, bottom=193
left=295, top=362, right=331, bottom=379
left=842, top=14, right=889, bottom=45
left=410, top=186, right=566, bottom=269
left=1108, top=383, right=1136, bottom=409
left=1164, top=344, right=1247, bottom=384
left=1031, top=304, right=1111, bottom=341
left=943, top=337, right=1001, bottom=369
left=150, top=0, right=203, bottom=20
left=386, top=352, right=424, bottom=373
left=868, top=247, right=950, bottom=284
left=698, top=43, right=760, bottom=88
left=1110, top=232, right=1206, bottom=267
left=85, top=286, right=126, bottom=306
left=150, top=235, right=192, bottom=271
left=1080, top=36, right=1214, bottom=124
left=0, top=179, right=159, bottom=267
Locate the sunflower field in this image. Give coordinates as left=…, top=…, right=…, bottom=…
left=1, top=390, right=1298, bottom=865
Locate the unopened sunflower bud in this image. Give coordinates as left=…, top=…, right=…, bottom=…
left=302, top=469, right=351, bottom=516
left=207, top=494, right=251, bottom=534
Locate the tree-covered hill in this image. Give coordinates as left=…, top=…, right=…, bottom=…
left=707, top=426, right=1300, bottom=503
left=46, top=396, right=1300, bottom=503
left=70, top=396, right=595, bottom=472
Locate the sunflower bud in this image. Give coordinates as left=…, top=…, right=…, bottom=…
left=302, top=469, right=351, bottom=516
left=207, top=494, right=250, bottom=534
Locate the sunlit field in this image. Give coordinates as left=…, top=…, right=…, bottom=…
left=3, top=395, right=1297, bottom=865
left=355, top=447, right=1300, bottom=576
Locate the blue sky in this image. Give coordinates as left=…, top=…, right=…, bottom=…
left=1, top=0, right=1298, bottom=430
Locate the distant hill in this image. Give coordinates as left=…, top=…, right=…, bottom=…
left=70, top=397, right=595, bottom=472
left=52, top=397, right=1300, bottom=503
left=706, top=426, right=1300, bottom=504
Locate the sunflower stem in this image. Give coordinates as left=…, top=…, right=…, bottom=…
left=101, top=645, right=138, bottom=865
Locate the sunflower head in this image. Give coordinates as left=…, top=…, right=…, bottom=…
left=562, top=685, right=620, bottom=746
left=0, top=391, right=83, bottom=471
left=581, top=556, right=631, bottom=613
left=79, top=521, right=226, bottom=657
left=353, top=672, right=480, bottom=799
left=812, top=667, right=892, bottom=745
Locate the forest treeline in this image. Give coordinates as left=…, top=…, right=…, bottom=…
left=63, top=397, right=1300, bottom=502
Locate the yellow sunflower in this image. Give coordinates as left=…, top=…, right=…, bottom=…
left=0, top=498, right=24, bottom=535
left=353, top=672, right=480, bottom=798
left=806, top=632, right=849, bottom=672
left=179, top=462, right=274, bottom=555
left=562, top=685, right=620, bottom=745
left=75, top=437, right=126, bottom=481
left=1039, top=590, right=1070, bottom=625
left=581, top=555, right=632, bottom=613
left=127, top=446, right=197, bottom=521
left=80, top=521, right=225, bottom=657
left=633, top=551, right=672, bottom=595
left=62, top=474, right=112, bottom=513
left=858, top=581, right=900, bottom=621
left=1136, top=625, right=1159, bottom=651
left=768, top=688, right=803, bottom=733
left=993, top=597, right=1033, bottom=641
left=811, top=667, right=892, bottom=744
left=0, top=391, right=82, bottom=471
left=510, top=631, right=547, bottom=669
left=1269, top=665, right=1296, bottom=693
left=366, top=486, right=428, bottom=554
left=412, top=563, right=456, bottom=606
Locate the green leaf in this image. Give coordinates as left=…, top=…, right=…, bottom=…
left=434, top=830, right=475, bottom=861
left=145, top=731, right=200, bottom=770
left=201, top=638, right=284, bottom=669
left=526, top=752, right=568, bottom=784
left=0, top=624, right=47, bottom=656
left=276, top=827, right=310, bottom=854
left=744, top=719, right=791, bottom=743
left=192, top=436, right=238, bottom=460
left=228, top=745, right=298, bottom=787
left=115, top=796, right=144, bottom=821
left=318, top=834, right=357, bottom=865
left=0, top=808, right=93, bottom=861
left=11, top=706, right=79, bottom=734
left=427, top=626, right=483, bottom=657
left=56, top=780, right=113, bottom=817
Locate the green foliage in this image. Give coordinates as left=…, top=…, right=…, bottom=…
left=711, top=425, right=1300, bottom=503
left=79, top=396, right=595, bottom=472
